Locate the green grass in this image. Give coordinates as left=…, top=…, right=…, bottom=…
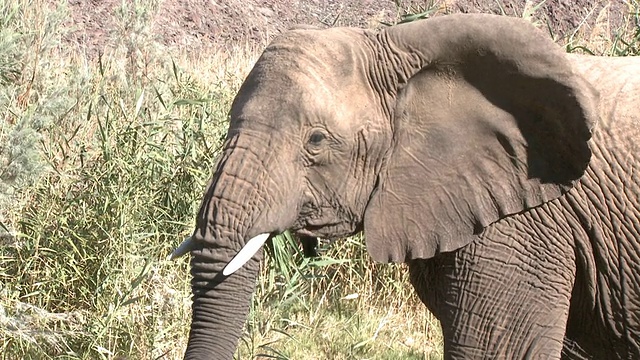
left=1, top=0, right=639, bottom=359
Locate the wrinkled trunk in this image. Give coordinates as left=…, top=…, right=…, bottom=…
left=185, top=244, right=262, bottom=358
left=183, top=133, right=297, bottom=359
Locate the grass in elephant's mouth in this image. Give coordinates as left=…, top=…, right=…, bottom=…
left=0, top=0, right=638, bottom=359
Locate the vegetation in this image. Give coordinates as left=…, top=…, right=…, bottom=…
left=1, top=0, right=638, bottom=359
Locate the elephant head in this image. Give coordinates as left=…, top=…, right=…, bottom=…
left=174, top=14, right=598, bottom=359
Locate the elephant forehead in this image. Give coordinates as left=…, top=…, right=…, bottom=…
left=265, top=27, right=363, bottom=76
left=232, top=72, right=367, bottom=132
left=230, top=28, right=375, bottom=133
left=252, top=28, right=374, bottom=98
left=232, top=79, right=359, bottom=133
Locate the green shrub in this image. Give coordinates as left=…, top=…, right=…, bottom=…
left=0, top=0, right=73, bottom=231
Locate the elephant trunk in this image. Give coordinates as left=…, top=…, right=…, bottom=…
left=185, top=244, right=262, bottom=358
left=183, top=133, right=297, bottom=359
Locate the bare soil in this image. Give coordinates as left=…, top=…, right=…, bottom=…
left=62, top=0, right=632, bottom=57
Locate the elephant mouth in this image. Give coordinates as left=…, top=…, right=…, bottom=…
left=297, top=235, right=320, bottom=257
left=294, top=225, right=326, bottom=238
left=294, top=220, right=354, bottom=240
left=295, top=201, right=357, bottom=239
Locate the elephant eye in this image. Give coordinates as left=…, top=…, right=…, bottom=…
left=308, top=130, right=326, bottom=145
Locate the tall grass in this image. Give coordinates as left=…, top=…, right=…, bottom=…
left=0, top=0, right=255, bottom=358
left=1, top=0, right=639, bottom=359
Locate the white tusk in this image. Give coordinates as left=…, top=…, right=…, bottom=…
left=169, top=236, right=194, bottom=260
left=222, top=233, right=270, bottom=276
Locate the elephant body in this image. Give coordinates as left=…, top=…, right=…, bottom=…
left=375, top=40, right=640, bottom=360
left=409, top=54, right=640, bottom=358
left=413, top=171, right=640, bottom=356
left=175, top=14, right=640, bottom=359
left=565, top=55, right=640, bottom=358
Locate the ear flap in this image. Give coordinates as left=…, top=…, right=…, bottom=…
left=363, top=14, right=598, bottom=263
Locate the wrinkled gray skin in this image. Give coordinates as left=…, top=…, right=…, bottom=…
left=181, top=14, right=640, bottom=359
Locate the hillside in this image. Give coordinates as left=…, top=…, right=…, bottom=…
left=64, top=0, right=630, bottom=56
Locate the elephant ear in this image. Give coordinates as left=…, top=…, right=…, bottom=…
left=363, top=14, right=599, bottom=263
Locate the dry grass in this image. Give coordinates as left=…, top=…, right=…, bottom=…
left=564, top=1, right=640, bottom=55
left=1, top=0, right=638, bottom=359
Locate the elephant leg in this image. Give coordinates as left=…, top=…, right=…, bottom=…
left=409, top=213, right=577, bottom=359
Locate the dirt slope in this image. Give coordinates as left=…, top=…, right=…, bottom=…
left=63, top=0, right=630, bottom=56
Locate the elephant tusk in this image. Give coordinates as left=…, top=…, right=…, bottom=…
left=169, top=236, right=194, bottom=260
left=222, top=233, right=270, bottom=276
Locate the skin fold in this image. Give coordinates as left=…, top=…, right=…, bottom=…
left=177, top=14, right=640, bottom=359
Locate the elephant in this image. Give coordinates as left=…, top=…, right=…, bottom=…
left=171, top=13, right=640, bottom=359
